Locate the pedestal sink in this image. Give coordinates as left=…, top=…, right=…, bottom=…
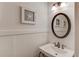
left=39, top=43, right=74, bottom=57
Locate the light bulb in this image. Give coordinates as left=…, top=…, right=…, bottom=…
left=51, top=6, right=57, bottom=11
left=60, top=3, right=66, bottom=7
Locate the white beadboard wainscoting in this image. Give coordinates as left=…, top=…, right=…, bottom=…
left=0, top=32, right=48, bottom=57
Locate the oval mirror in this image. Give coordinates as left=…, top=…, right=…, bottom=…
left=51, top=13, right=71, bottom=38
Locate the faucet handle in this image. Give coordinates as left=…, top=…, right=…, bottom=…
left=62, top=44, right=66, bottom=49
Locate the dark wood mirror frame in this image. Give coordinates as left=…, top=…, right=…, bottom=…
left=51, top=13, right=71, bottom=38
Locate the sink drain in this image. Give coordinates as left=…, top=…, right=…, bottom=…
left=55, top=53, right=58, bottom=55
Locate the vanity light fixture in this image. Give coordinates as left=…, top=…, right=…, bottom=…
left=51, top=2, right=66, bottom=11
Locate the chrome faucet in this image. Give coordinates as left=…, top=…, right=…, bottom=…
left=53, top=42, right=66, bottom=49
left=54, top=42, right=60, bottom=48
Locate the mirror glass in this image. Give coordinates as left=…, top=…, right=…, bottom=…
left=52, top=13, right=71, bottom=38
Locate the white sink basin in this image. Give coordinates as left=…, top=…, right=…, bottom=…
left=39, top=43, right=74, bottom=57
left=52, top=47, right=67, bottom=54
left=51, top=45, right=67, bottom=54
